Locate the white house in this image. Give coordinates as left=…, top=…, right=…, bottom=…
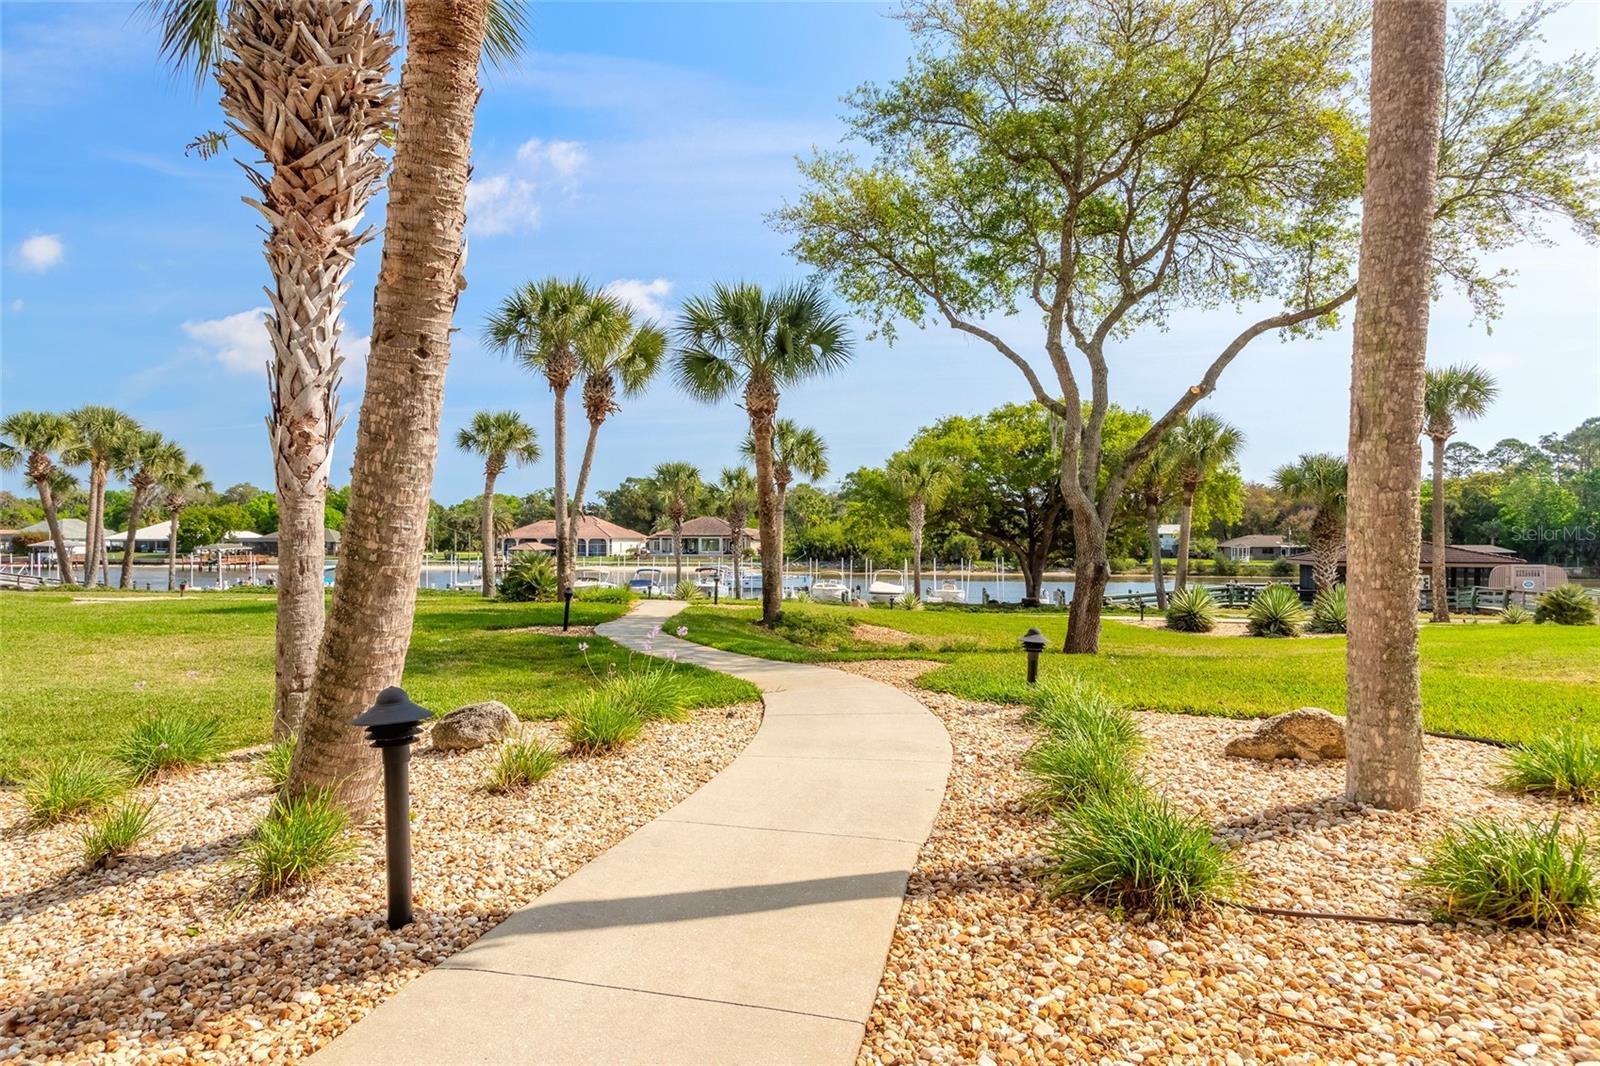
left=647, top=516, right=760, bottom=558
left=105, top=519, right=174, bottom=554
left=503, top=516, right=648, bottom=558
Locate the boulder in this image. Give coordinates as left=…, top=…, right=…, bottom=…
left=1224, top=707, right=1346, bottom=761
left=431, top=700, right=517, bottom=751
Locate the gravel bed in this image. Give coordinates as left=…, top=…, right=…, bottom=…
left=0, top=703, right=761, bottom=1064
left=494, top=624, right=597, bottom=636
left=835, top=660, right=1600, bottom=1066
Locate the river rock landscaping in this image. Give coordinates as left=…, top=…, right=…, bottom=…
left=840, top=660, right=1600, bottom=1066
left=0, top=703, right=760, bottom=1065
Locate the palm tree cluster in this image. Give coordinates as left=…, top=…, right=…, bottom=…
left=1, top=408, right=203, bottom=592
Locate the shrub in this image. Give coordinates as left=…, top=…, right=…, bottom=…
left=1108, top=556, right=1137, bottom=574
left=1247, top=584, right=1307, bottom=637
left=498, top=552, right=558, bottom=602
left=487, top=740, right=563, bottom=793
left=1269, top=557, right=1295, bottom=577
left=1047, top=790, right=1242, bottom=918
left=1502, top=728, right=1599, bottom=803
left=1411, top=817, right=1594, bottom=929
left=1024, top=678, right=1142, bottom=750
left=896, top=591, right=923, bottom=611
left=1209, top=551, right=1240, bottom=577
left=1534, top=585, right=1596, bottom=626
left=23, top=756, right=124, bottom=826
left=1165, top=585, right=1217, bottom=633
left=1023, top=723, right=1142, bottom=811
left=115, top=711, right=223, bottom=781
left=81, top=799, right=157, bottom=867
left=236, top=791, right=356, bottom=898
left=1500, top=603, right=1532, bottom=625
left=575, top=586, right=634, bottom=604
left=1309, top=584, right=1348, bottom=634
left=773, top=609, right=853, bottom=650
left=564, top=693, right=645, bottom=753
left=261, top=738, right=296, bottom=790
left=673, top=579, right=703, bottom=602
left=605, top=667, right=691, bottom=722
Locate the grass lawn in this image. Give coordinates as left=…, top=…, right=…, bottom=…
left=0, top=590, right=757, bottom=767
left=669, top=603, right=1598, bottom=744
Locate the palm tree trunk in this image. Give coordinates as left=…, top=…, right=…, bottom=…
left=118, top=486, right=147, bottom=589
left=551, top=382, right=571, bottom=593
left=82, top=468, right=103, bottom=586
left=1429, top=434, right=1450, bottom=623
left=274, top=485, right=325, bottom=739
left=1064, top=508, right=1108, bottom=653
left=1175, top=486, right=1196, bottom=591
left=166, top=506, right=181, bottom=591
left=1344, top=0, right=1446, bottom=812
left=480, top=470, right=498, bottom=598
left=568, top=417, right=603, bottom=566
left=672, top=518, right=684, bottom=587
left=1146, top=507, right=1168, bottom=610
left=1311, top=510, right=1340, bottom=594
left=909, top=496, right=926, bottom=598
left=36, top=477, right=77, bottom=588
left=286, top=0, right=488, bottom=818
left=750, top=393, right=784, bottom=625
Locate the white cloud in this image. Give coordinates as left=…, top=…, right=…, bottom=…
left=467, top=138, right=587, bottom=236
left=18, top=234, right=63, bottom=272
left=7, top=299, right=22, bottom=314
left=603, top=278, right=673, bottom=323
left=183, top=307, right=272, bottom=375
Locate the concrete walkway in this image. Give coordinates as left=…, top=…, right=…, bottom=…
left=311, top=599, right=950, bottom=1065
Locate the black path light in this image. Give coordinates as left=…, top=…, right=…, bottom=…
left=1019, top=627, right=1047, bottom=686
left=352, top=686, right=434, bottom=930
left=562, top=586, right=574, bottom=631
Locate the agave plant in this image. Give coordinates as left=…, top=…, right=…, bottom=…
left=1534, top=585, right=1596, bottom=626
left=1247, top=584, right=1308, bottom=638
left=1308, top=584, right=1348, bottom=634
left=1164, top=585, right=1216, bottom=633
left=1500, top=603, right=1531, bottom=625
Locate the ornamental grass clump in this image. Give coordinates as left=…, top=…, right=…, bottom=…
left=563, top=692, right=645, bottom=753
left=1047, top=790, right=1242, bottom=919
left=81, top=799, right=157, bottom=867
left=1500, top=603, right=1531, bottom=625
left=115, top=711, right=222, bottom=782
left=23, top=756, right=124, bottom=827
left=260, top=738, right=296, bottom=790
left=1411, top=817, right=1594, bottom=929
left=1501, top=728, right=1599, bottom=803
left=1024, top=678, right=1141, bottom=749
left=236, top=790, right=355, bottom=899
left=487, top=740, right=563, bottom=793
left=1023, top=719, right=1142, bottom=811
left=1534, top=584, right=1596, bottom=626
left=1247, top=584, right=1308, bottom=637
left=1164, top=585, right=1217, bottom=633
left=605, top=667, right=690, bottom=722
left=1308, top=583, right=1348, bottom=634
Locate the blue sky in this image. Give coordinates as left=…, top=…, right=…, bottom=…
left=3, top=2, right=1598, bottom=507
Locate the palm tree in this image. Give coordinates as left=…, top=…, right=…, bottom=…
left=886, top=450, right=950, bottom=599
left=1423, top=364, right=1497, bottom=621
left=456, top=411, right=540, bottom=597
left=1171, top=412, right=1244, bottom=592
left=486, top=277, right=625, bottom=593
left=764, top=420, right=829, bottom=570
left=1344, top=0, right=1447, bottom=811
left=0, top=411, right=80, bottom=586
left=677, top=282, right=851, bottom=625
left=1273, top=453, right=1348, bottom=595
left=1127, top=436, right=1181, bottom=610
left=652, top=461, right=703, bottom=587
left=287, top=0, right=499, bottom=817
left=63, top=406, right=139, bottom=588
left=158, top=460, right=208, bottom=592
left=117, top=432, right=184, bottom=589
left=713, top=467, right=757, bottom=595
left=570, top=300, right=667, bottom=564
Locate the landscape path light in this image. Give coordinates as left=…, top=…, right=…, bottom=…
left=1019, top=627, right=1047, bottom=686
left=562, top=586, right=574, bottom=631
left=352, top=686, right=433, bottom=930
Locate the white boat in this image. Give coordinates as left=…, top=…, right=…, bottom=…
left=629, top=567, right=665, bottom=597
left=925, top=580, right=967, bottom=604
left=808, top=570, right=850, bottom=604
left=867, top=569, right=906, bottom=603
left=693, top=566, right=734, bottom=599
left=572, top=567, right=615, bottom=589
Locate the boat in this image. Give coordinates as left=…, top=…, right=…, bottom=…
left=808, top=569, right=850, bottom=604
left=572, top=567, right=615, bottom=589
left=867, top=569, right=907, bottom=603
left=629, top=567, right=665, bottom=597
left=925, top=580, right=967, bottom=604
left=693, top=565, right=733, bottom=599
left=323, top=562, right=337, bottom=588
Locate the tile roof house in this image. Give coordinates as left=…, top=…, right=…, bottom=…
left=503, top=516, right=649, bottom=558
left=647, top=516, right=760, bottom=557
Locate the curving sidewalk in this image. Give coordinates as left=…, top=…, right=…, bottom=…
left=311, top=598, right=951, bottom=1065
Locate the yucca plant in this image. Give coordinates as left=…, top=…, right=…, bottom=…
left=605, top=668, right=690, bottom=723
left=1308, top=583, right=1348, bottom=634
left=1164, top=585, right=1217, bottom=633
left=236, top=790, right=356, bottom=899
left=564, top=692, right=645, bottom=753
left=23, top=756, right=124, bottom=827
left=1047, top=790, right=1242, bottom=918
left=1502, top=728, right=1599, bottom=803
left=115, top=711, right=223, bottom=782
left=260, top=738, right=296, bottom=790
left=1411, top=817, right=1594, bottom=929
left=1247, top=584, right=1308, bottom=637
left=1500, top=603, right=1531, bottom=625
left=896, top=591, right=924, bottom=611
left=81, top=799, right=158, bottom=867
left=1534, top=584, right=1596, bottom=626
left=674, top=579, right=704, bottom=603
left=487, top=740, right=563, bottom=793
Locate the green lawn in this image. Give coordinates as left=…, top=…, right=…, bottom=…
left=0, top=590, right=757, bottom=766
left=669, top=603, right=1598, bottom=744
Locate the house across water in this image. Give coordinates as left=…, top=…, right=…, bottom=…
left=1287, top=543, right=1526, bottom=600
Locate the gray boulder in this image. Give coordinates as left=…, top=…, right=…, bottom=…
left=431, top=700, right=517, bottom=751
left=1224, top=707, right=1346, bottom=761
